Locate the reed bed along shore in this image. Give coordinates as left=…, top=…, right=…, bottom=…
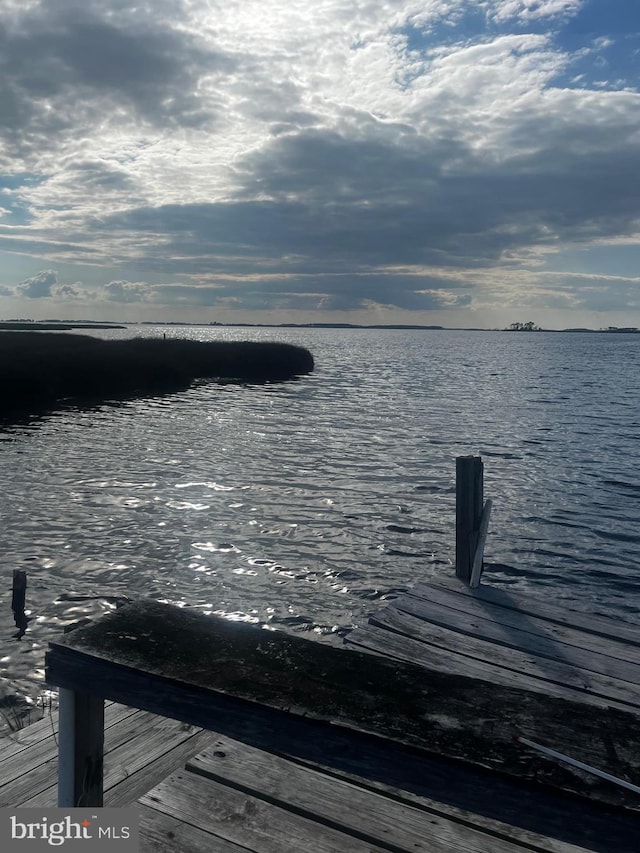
left=0, top=332, right=315, bottom=418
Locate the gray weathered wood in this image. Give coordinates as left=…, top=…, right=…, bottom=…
left=138, top=804, right=250, bottom=853
left=470, top=499, right=492, bottom=587
left=456, top=456, right=484, bottom=584
left=369, top=606, right=640, bottom=709
left=57, top=689, right=104, bottom=807
left=17, top=715, right=215, bottom=809
left=0, top=702, right=135, bottom=772
left=187, top=739, right=592, bottom=853
left=141, top=769, right=396, bottom=853
left=403, top=581, right=640, bottom=665
left=346, top=622, right=634, bottom=712
left=1, top=703, right=214, bottom=808
left=190, top=729, right=640, bottom=853
left=392, top=592, right=640, bottom=685
left=414, top=576, right=640, bottom=647
left=11, top=570, right=27, bottom=613
left=45, top=600, right=640, bottom=812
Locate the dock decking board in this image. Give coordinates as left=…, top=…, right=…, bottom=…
left=346, top=621, right=632, bottom=711
left=139, top=804, right=250, bottom=853
left=140, top=758, right=592, bottom=853
left=400, top=584, right=640, bottom=669
left=0, top=703, right=216, bottom=808
left=0, top=701, right=137, bottom=761
left=348, top=578, right=640, bottom=711
left=185, top=737, right=591, bottom=853
left=345, top=577, right=640, bottom=815
left=412, top=578, right=640, bottom=648
left=368, top=605, right=640, bottom=708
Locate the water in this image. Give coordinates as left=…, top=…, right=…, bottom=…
left=1, top=327, right=639, bottom=707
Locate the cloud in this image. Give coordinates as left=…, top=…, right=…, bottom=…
left=0, top=0, right=638, bottom=324
left=17, top=269, right=57, bottom=297
left=489, top=1, right=584, bottom=23
left=0, top=3, right=234, bottom=144
left=103, top=280, right=153, bottom=303
left=55, top=282, right=85, bottom=299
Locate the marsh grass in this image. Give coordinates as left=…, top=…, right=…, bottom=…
left=0, top=692, right=54, bottom=735
left=0, top=333, right=314, bottom=417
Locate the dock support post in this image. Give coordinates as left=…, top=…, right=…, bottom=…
left=11, top=570, right=29, bottom=638
left=456, top=456, right=484, bottom=585
left=11, top=570, right=26, bottom=614
left=58, top=689, right=105, bottom=807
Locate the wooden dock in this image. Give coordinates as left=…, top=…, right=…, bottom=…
left=34, top=597, right=638, bottom=852
left=346, top=575, right=640, bottom=811
left=4, top=456, right=638, bottom=851
left=347, top=575, right=640, bottom=713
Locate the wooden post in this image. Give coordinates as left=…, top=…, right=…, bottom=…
left=456, top=456, right=484, bottom=584
left=11, top=570, right=29, bottom=639
left=58, top=689, right=105, bottom=807
left=11, top=570, right=27, bottom=614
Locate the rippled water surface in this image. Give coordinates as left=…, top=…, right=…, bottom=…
left=1, top=327, right=639, bottom=704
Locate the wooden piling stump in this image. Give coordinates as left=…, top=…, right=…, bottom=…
left=455, top=456, right=484, bottom=584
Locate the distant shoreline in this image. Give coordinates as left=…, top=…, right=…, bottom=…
left=0, top=322, right=126, bottom=331
left=1, top=321, right=638, bottom=334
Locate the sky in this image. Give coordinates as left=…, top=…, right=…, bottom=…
left=0, top=0, right=638, bottom=329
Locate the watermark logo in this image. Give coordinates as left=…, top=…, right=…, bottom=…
left=1, top=809, right=138, bottom=851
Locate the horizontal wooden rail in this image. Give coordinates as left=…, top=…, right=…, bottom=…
left=45, top=600, right=640, bottom=810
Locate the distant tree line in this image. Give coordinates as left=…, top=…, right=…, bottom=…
left=505, top=321, right=542, bottom=331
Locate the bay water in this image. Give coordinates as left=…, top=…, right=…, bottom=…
left=1, top=327, right=638, bottom=708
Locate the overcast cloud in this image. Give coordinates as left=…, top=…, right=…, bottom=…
left=0, top=0, right=638, bottom=327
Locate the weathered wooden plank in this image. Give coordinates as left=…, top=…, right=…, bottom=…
left=0, top=701, right=137, bottom=761
left=344, top=623, right=640, bottom=813
left=369, top=606, right=640, bottom=709
left=413, top=577, right=640, bottom=647
left=392, top=592, right=640, bottom=684
left=200, top=727, right=640, bottom=853
left=470, top=499, right=492, bottom=588
left=2, top=705, right=157, bottom=803
left=401, top=583, right=640, bottom=666
left=345, top=624, right=625, bottom=710
left=103, top=728, right=217, bottom=808
left=3, top=705, right=213, bottom=808
left=139, top=804, right=251, bottom=853
left=20, top=725, right=216, bottom=809
left=187, top=740, right=592, bottom=853
left=141, top=770, right=397, bottom=853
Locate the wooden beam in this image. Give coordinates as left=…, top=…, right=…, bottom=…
left=45, top=600, right=640, bottom=812
left=58, top=689, right=104, bottom=807
left=455, top=456, right=484, bottom=584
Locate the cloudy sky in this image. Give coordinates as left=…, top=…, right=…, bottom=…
left=0, top=0, right=638, bottom=328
